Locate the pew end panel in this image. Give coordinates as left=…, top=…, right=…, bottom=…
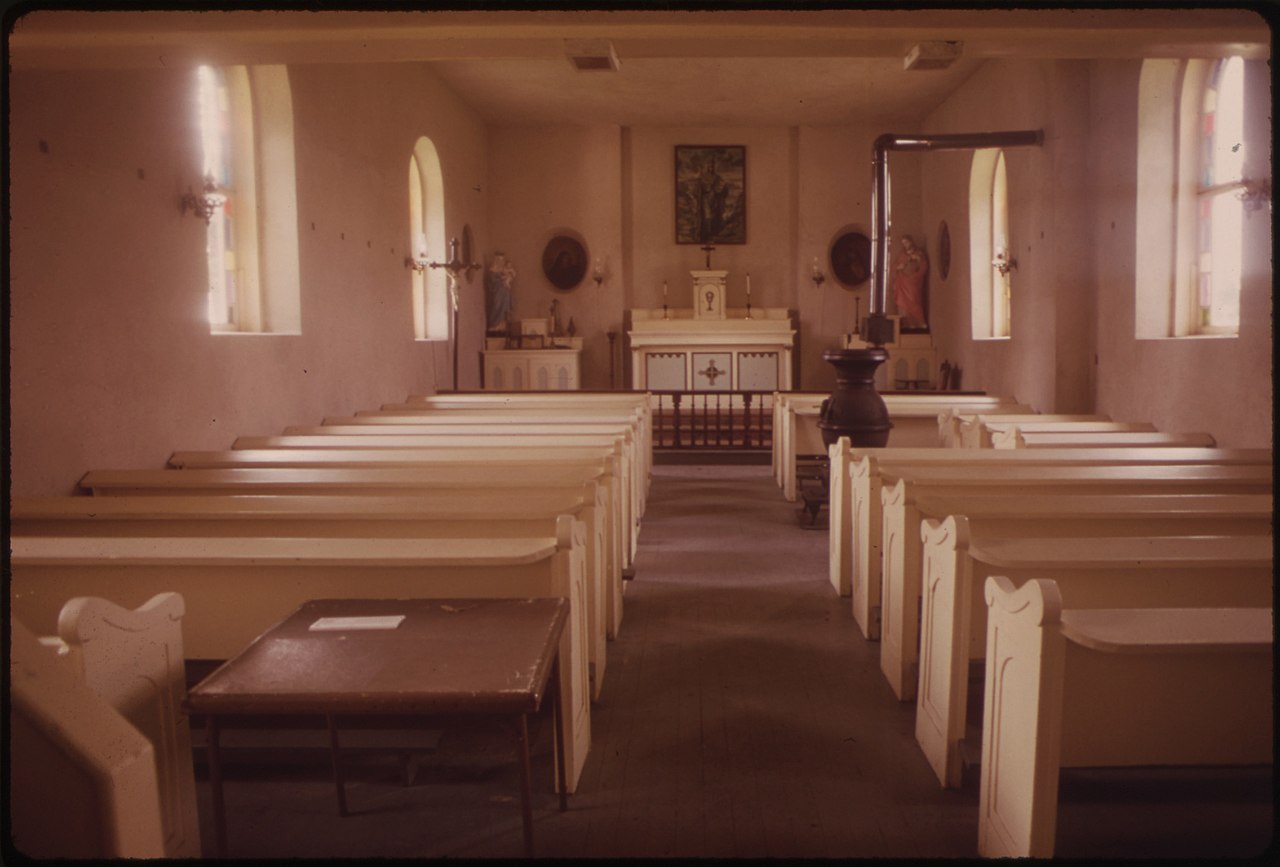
left=979, top=576, right=1273, bottom=857
left=10, top=617, right=168, bottom=858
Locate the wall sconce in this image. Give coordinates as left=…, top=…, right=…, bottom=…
left=810, top=257, right=826, bottom=287
left=180, top=176, right=226, bottom=225
left=592, top=258, right=605, bottom=288
left=992, top=248, right=1018, bottom=276
left=405, top=232, right=429, bottom=273
left=428, top=236, right=481, bottom=283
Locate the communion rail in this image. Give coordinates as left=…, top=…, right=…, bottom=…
left=651, top=390, right=773, bottom=451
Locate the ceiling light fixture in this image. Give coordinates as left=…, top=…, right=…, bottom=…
left=904, top=41, right=963, bottom=71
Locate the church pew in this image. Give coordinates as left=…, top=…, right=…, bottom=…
left=399, top=393, right=654, bottom=476
left=10, top=518, right=594, bottom=793
left=166, top=444, right=639, bottom=568
left=841, top=449, right=1272, bottom=636
left=945, top=413, right=1107, bottom=449
left=978, top=577, right=1272, bottom=858
left=994, top=429, right=1217, bottom=449
left=776, top=393, right=1029, bottom=502
left=937, top=407, right=1045, bottom=448
left=81, top=464, right=630, bottom=632
left=914, top=525, right=1273, bottom=788
left=878, top=486, right=1273, bottom=701
left=354, top=404, right=652, bottom=488
left=962, top=419, right=1157, bottom=449
left=12, top=490, right=618, bottom=700
left=10, top=592, right=201, bottom=858
left=311, top=412, right=650, bottom=519
left=32, top=592, right=200, bottom=857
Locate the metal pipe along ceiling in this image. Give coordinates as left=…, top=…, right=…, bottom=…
left=868, top=129, right=1045, bottom=323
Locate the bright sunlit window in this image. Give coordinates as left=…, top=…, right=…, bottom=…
left=195, top=65, right=300, bottom=334
left=969, top=148, right=1011, bottom=339
left=409, top=137, right=448, bottom=341
left=1135, top=57, right=1247, bottom=338
left=1193, top=57, right=1245, bottom=333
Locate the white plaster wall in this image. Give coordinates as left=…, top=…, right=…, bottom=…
left=1088, top=59, right=1272, bottom=448
left=920, top=59, right=1094, bottom=412
left=9, top=63, right=489, bottom=496
left=487, top=124, right=625, bottom=390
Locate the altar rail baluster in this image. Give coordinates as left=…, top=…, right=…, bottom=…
left=650, top=390, right=773, bottom=451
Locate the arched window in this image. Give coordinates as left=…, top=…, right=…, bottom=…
left=195, top=65, right=299, bottom=334
left=969, top=148, right=1011, bottom=339
left=409, top=137, right=448, bottom=341
left=1136, top=57, right=1247, bottom=338
left=1193, top=57, right=1245, bottom=333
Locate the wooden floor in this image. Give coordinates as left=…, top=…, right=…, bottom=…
left=192, top=464, right=1273, bottom=859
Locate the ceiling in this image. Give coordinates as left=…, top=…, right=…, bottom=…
left=9, top=8, right=1270, bottom=128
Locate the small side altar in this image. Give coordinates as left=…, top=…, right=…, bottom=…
left=842, top=314, right=938, bottom=390
left=628, top=307, right=794, bottom=391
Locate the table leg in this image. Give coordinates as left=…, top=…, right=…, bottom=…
left=517, top=713, right=534, bottom=857
left=551, top=655, right=568, bottom=812
left=327, top=714, right=349, bottom=817
left=207, top=715, right=228, bottom=857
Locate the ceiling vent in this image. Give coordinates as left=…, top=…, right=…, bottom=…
left=903, top=41, right=963, bottom=71
left=565, top=39, right=621, bottom=72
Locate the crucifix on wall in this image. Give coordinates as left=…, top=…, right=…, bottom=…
left=700, top=243, right=716, bottom=268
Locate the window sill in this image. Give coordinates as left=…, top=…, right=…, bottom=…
left=971, top=336, right=1012, bottom=343
left=210, top=328, right=302, bottom=337
left=1137, top=333, right=1238, bottom=343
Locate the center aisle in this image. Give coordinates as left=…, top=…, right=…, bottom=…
left=539, top=463, right=977, bottom=858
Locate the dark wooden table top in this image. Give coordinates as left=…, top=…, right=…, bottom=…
left=186, top=598, right=569, bottom=717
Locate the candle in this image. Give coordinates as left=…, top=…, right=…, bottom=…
left=663, top=280, right=668, bottom=301
left=746, top=272, right=751, bottom=301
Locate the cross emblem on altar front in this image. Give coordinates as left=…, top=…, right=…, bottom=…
left=698, top=359, right=726, bottom=386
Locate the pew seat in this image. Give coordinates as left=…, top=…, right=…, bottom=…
left=978, top=576, right=1272, bottom=857
left=914, top=526, right=1273, bottom=788
left=835, top=444, right=1272, bottom=634
left=877, top=487, right=1273, bottom=701
left=995, top=429, right=1217, bottom=449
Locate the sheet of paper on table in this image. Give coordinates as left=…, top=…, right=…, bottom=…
left=308, top=615, right=406, bottom=631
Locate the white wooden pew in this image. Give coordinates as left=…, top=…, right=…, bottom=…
left=271, top=422, right=651, bottom=487
left=308, top=414, right=645, bottom=525
left=10, top=519, right=594, bottom=792
left=835, top=444, right=1272, bottom=632
left=10, top=593, right=197, bottom=858
left=878, top=488, right=1273, bottom=701
left=777, top=393, right=1030, bottom=502
left=995, top=429, right=1217, bottom=449
left=80, top=466, right=629, bottom=635
left=979, top=577, right=1272, bottom=857
left=914, top=526, right=1273, bottom=788
left=12, top=490, right=618, bottom=700
left=964, top=420, right=1157, bottom=449
left=166, top=445, right=639, bottom=569
left=778, top=391, right=1009, bottom=483
left=333, top=405, right=652, bottom=491
left=400, top=393, right=654, bottom=475
left=947, top=414, right=1106, bottom=449
left=937, top=407, right=1044, bottom=448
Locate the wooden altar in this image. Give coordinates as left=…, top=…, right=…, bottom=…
left=628, top=308, right=795, bottom=391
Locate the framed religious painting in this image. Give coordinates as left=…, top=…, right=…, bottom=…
left=675, top=145, right=746, bottom=245
left=541, top=234, right=588, bottom=291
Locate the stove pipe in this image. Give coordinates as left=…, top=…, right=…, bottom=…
left=819, top=129, right=1044, bottom=449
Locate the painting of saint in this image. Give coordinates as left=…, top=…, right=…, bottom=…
left=676, top=146, right=746, bottom=244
